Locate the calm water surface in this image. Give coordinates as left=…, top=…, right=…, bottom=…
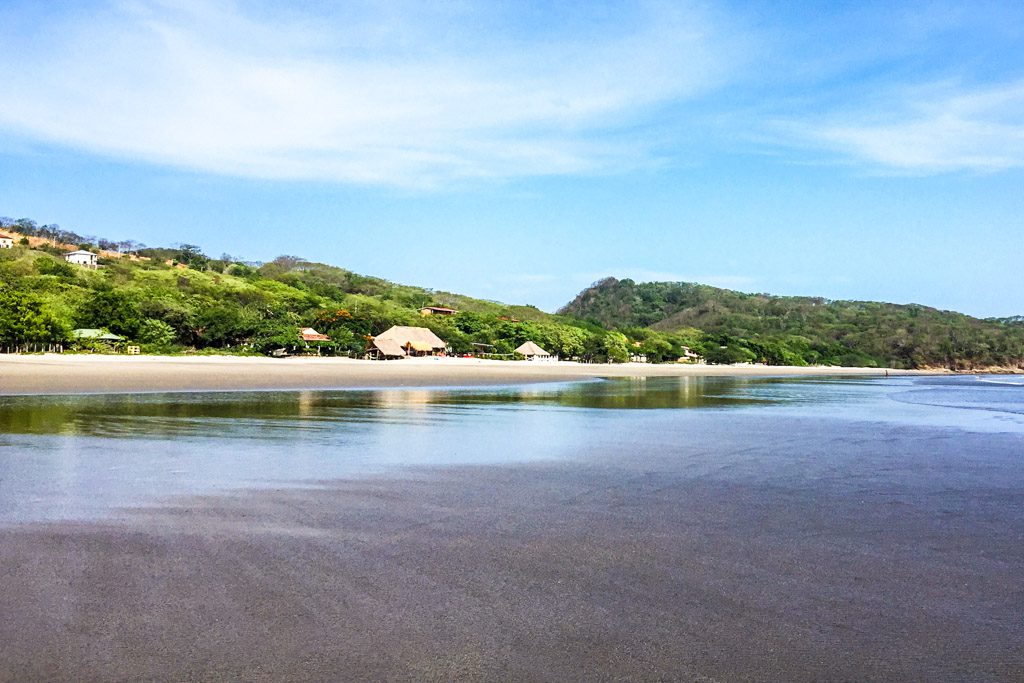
left=1, top=374, right=1022, bottom=523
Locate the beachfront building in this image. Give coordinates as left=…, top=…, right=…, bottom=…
left=0, top=234, right=12, bottom=249
left=678, top=346, right=703, bottom=363
left=418, top=306, right=457, bottom=317
left=72, top=328, right=124, bottom=341
left=71, top=328, right=124, bottom=351
left=366, top=337, right=406, bottom=360
left=374, top=325, right=447, bottom=356
left=296, top=327, right=332, bottom=355
left=299, top=328, right=330, bottom=343
left=515, top=341, right=552, bottom=361
left=65, top=250, right=98, bottom=268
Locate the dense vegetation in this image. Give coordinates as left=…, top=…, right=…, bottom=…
left=4, top=216, right=1022, bottom=369
left=560, top=278, right=1024, bottom=369
left=0, top=218, right=637, bottom=361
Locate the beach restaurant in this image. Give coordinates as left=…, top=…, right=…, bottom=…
left=372, top=325, right=447, bottom=357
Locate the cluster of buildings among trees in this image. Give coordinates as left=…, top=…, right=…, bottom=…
left=1, top=217, right=686, bottom=362
left=3, top=216, right=1022, bottom=369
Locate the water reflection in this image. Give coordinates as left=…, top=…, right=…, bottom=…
left=3, top=375, right=1021, bottom=440
left=0, top=376, right=820, bottom=438
left=2, top=375, right=1021, bottom=523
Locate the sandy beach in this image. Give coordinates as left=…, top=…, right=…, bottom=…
left=2, top=408, right=1021, bottom=681
left=0, top=353, right=924, bottom=395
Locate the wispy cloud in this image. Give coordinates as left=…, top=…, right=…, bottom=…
left=0, top=0, right=737, bottom=186
left=808, top=80, right=1024, bottom=173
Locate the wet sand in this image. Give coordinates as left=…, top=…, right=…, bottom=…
left=0, top=354, right=921, bottom=395
left=1, top=414, right=1021, bottom=682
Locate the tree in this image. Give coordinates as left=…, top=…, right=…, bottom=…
left=77, top=289, right=143, bottom=338
left=194, top=305, right=258, bottom=347
left=35, top=256, right=76, bottom=278
left=0, top=287, right=68, bottom=345
left=137, top=319, right=177, bottom=347
left=175, top=244, right=209, bottom=270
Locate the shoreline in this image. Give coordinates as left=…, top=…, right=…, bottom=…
left=0, top=353, right=938, bottom=396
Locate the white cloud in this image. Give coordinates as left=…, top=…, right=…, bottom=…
left=0, top=0, right=737, bottom=186
left=809, top=80, right=1024, bottom=173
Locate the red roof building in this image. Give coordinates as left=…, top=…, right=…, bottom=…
left=299, top=327, right=331, bottom=342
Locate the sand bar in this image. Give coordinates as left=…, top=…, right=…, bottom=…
left=0, top=354, right=927, bottom=395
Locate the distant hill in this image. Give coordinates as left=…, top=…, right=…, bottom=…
left=560, top=277, right=1024, bottom=369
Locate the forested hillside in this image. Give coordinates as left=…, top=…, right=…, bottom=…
left=4, top=214, right=1023, bottom=369
left=560, top=278, right=1024, bottom=369
left=0, top=218, right=644, bottom=360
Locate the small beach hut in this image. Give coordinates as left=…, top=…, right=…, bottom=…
left=71, top=328, right=125, bottom=351
left=366, top=337, right=407, bottom=360
left=515, top=341, right=551, bottom=360
left=374, top=325, right=447, bottom=356
left=297, top=327, right=331, bottom=355
left=72, top=328, right=124, bottom=342
left=678, top=346, right=703, bottom=363
left=299, top=327, right=331, bottom=342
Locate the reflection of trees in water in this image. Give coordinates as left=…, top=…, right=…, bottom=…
left=0, top=377, right=805, bottom=437
left=429, top=376, right=785, bottom=410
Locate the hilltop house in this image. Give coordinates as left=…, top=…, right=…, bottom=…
left=373, top=325, right=447, bottom=356
left=419, top=306, right=457, bottom=317
left=65, top=250, right=98, bottom=268
left=0, top=234, right=12, bottom=249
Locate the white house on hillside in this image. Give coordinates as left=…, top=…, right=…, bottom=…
left=65, top=250, right=98, bottom=268
left=0, top=233, right=13, bottom=249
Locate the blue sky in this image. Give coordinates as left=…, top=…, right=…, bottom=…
left=1, top=0, right=1022, bottom=316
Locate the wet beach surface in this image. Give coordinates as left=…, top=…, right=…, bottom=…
left=1, top=377, right=1023, bottom=681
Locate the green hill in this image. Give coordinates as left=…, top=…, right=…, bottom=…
left=0, top=221, right=608, bottom=359
left=560, top=277, right=1024, bottom=369
left=4, top=215, right=1023, bottom=369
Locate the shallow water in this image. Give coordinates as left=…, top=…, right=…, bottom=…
left=0, top=374, right=1022, bottom=523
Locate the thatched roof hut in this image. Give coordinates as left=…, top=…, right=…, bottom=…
left=374, top=325, right=446, bottom=356
left=368, top=337, right=407, bottom=359
left=515, top=341, right=550, bottom=357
